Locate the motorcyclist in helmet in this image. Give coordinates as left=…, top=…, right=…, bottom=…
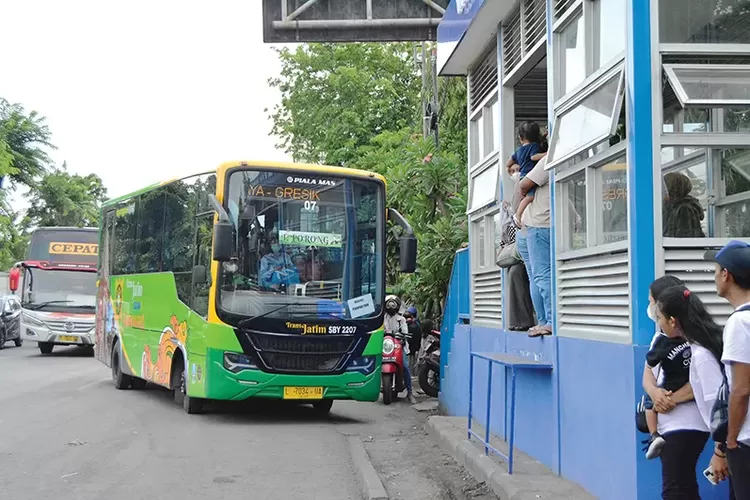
left=384, top=295, right=417, bottom=404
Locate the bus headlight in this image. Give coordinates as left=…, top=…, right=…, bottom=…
left=223, top=352, right=257, bottom=373
left=22, top=313, right=44, bottom=327
left=382, top=337, right=395, bottom=355
left=346, top=356, right=376, bottom=375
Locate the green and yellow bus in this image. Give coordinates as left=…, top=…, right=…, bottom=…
left=94, top=161, right=416, bottom=414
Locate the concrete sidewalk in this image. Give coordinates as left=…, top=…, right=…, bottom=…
left=426, top=416, right=595, bottom=500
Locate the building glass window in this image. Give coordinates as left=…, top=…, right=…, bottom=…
left=469, top=96, right=499, bottom=169
left=659, top=0, right=750, bottom=44
left=659, top=148, right=750, bottom=238
left=548, top=69, right=624, bottom=167
left=468, top=164, right=500, bottom=213
left=593, top=0, right=626, bottom=71
left=596, top=155, right=628, bottom=245
left=560, top=171, right=587, bottom=251
left=560, top=13, right=587, bottom=96
left=478, top=218, right=487, bottom=267
left=664, top=65, right=750, bottom=107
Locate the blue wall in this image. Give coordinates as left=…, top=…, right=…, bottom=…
left=439, top=256, right=731, bottom=499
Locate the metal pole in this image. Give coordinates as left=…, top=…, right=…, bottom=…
left=432, top=45, right=439, bottom=149
left=421, top=42, right=428, bottom=139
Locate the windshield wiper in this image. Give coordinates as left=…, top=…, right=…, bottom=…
left=236, top=303, right=295, bottom=329
left=26, top=300, right=73, bottom=311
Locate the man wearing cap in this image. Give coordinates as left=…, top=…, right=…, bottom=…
left=706, top=240, right=750, bottom=498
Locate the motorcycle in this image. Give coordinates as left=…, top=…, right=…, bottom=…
left=381, top=331, right=406, bottom=405
left=417, top=329, right=440, bottom=398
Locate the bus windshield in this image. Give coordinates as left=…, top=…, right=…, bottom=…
left=22, top=268, right=97, bottom=310
left=218, top=169, right=384, bottom=322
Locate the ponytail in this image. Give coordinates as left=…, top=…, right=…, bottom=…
left=657, top=286, right=724, bottom=362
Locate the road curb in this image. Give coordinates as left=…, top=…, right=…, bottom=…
left=426, top=416, right=594, bottom=500
left=347, top=435, right=389, bottom=500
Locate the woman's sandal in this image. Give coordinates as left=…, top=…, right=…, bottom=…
left=528, top=325, right=552, bottom=337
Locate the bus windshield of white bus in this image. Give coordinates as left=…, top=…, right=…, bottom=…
left=218, top=169, right=385, bottom=323
left=22, top=268, right=97, bottom=311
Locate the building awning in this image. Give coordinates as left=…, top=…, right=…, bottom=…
left=437, top=0, right=515, bottom=76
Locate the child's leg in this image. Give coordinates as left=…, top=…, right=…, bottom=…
left=646, top=408, right=658, bottom=435
left=513, top=194, right=535, bottom=226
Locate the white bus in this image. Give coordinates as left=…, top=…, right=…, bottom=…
left=9, top=227, right=98, bottom=354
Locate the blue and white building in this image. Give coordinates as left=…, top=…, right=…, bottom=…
left=437, top=0, right=750, bottom=498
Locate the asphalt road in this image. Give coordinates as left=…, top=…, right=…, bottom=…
left=0, top=342, right=495, bottom=500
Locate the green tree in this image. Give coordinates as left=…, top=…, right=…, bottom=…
left=267, top=43, right=422, bottom=166
left=25, top=164, right=107, bottom=228
left=0, top=195, right=30, bottom=270
left=268, top=42, right=469, bottom=321
left=0, top=98, right=53, bottom=186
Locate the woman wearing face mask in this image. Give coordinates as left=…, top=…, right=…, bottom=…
left=642, top=276, right=706, bottom=499
left=657, top=286, right=732, bottom=495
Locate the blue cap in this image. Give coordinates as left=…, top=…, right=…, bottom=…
left=407, top=306, right=417, bottom=316
left=704, top=240, right=750, bottom=279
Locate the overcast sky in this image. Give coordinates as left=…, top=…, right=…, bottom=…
left=2, top=0, right=291, bottom=204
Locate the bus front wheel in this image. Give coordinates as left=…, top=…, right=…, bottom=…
left=39, top=342, right=53, bottom=355
left=312, top=400, right=333, bottom=415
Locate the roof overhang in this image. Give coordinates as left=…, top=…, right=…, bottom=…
left=437, top=0, right=515, bottom=76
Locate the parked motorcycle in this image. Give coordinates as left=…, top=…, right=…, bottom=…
left=417, top=329, right=440, bottom=398
left=381, top=331, right=406, bottom=405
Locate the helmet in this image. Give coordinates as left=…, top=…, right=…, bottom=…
left=407, top=306, right=417, bottom=317
left=384, top=295, right=401, bottom=315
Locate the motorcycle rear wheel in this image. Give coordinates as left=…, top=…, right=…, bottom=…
left=381, top=373, right=393, bottom=405
left=418, top=363, right=440, bottom=398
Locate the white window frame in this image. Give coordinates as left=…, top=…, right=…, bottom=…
left=469, top=92, right=500, bottom=172
left=467, top=160, right=500, bottom=215
left=552, top=0, right=627, bottom=105
left=546, top=64, right=625, bottom=170
left=555, top=141, right=628, bottom=260
left=470, top=208, right=501, bottom=273
left=664, top=64, right=750, bottom=108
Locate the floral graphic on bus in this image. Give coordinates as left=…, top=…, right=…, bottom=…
left=141, top=315, right=188, bottom=387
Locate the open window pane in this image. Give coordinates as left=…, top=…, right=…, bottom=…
left=468, top=164, right=499, bottom=213
left=664, top=65, right=750, bottom=107
left=549, top=71, right=624, bottom=166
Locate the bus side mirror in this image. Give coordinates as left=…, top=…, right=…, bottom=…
left=212, top=222, right=233, bottom=262
left=8, top=267, right=20, bottom=292
left=388, top=208, right=418, bottom=274
left=399, top=235, right=417, bottom=273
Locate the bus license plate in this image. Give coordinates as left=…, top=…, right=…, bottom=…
left=283, top=387, right=323, bottom=400
left=58, top=335, right=79, bottom=343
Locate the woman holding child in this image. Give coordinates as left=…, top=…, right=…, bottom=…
left=642, top=276, right=731, bottom=498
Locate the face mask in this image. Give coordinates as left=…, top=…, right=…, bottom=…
left=271, top=243, right=281, bottom=253
left=646, top=304, right=656, bottom=322
left=511, top=172, right=521, bottom=182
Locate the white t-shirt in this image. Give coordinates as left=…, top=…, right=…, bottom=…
left=721, top=303, right=750, bottom=445
left=689, top=344, right=724, bottom=431
left=648, top=333, right=707, bottom=435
